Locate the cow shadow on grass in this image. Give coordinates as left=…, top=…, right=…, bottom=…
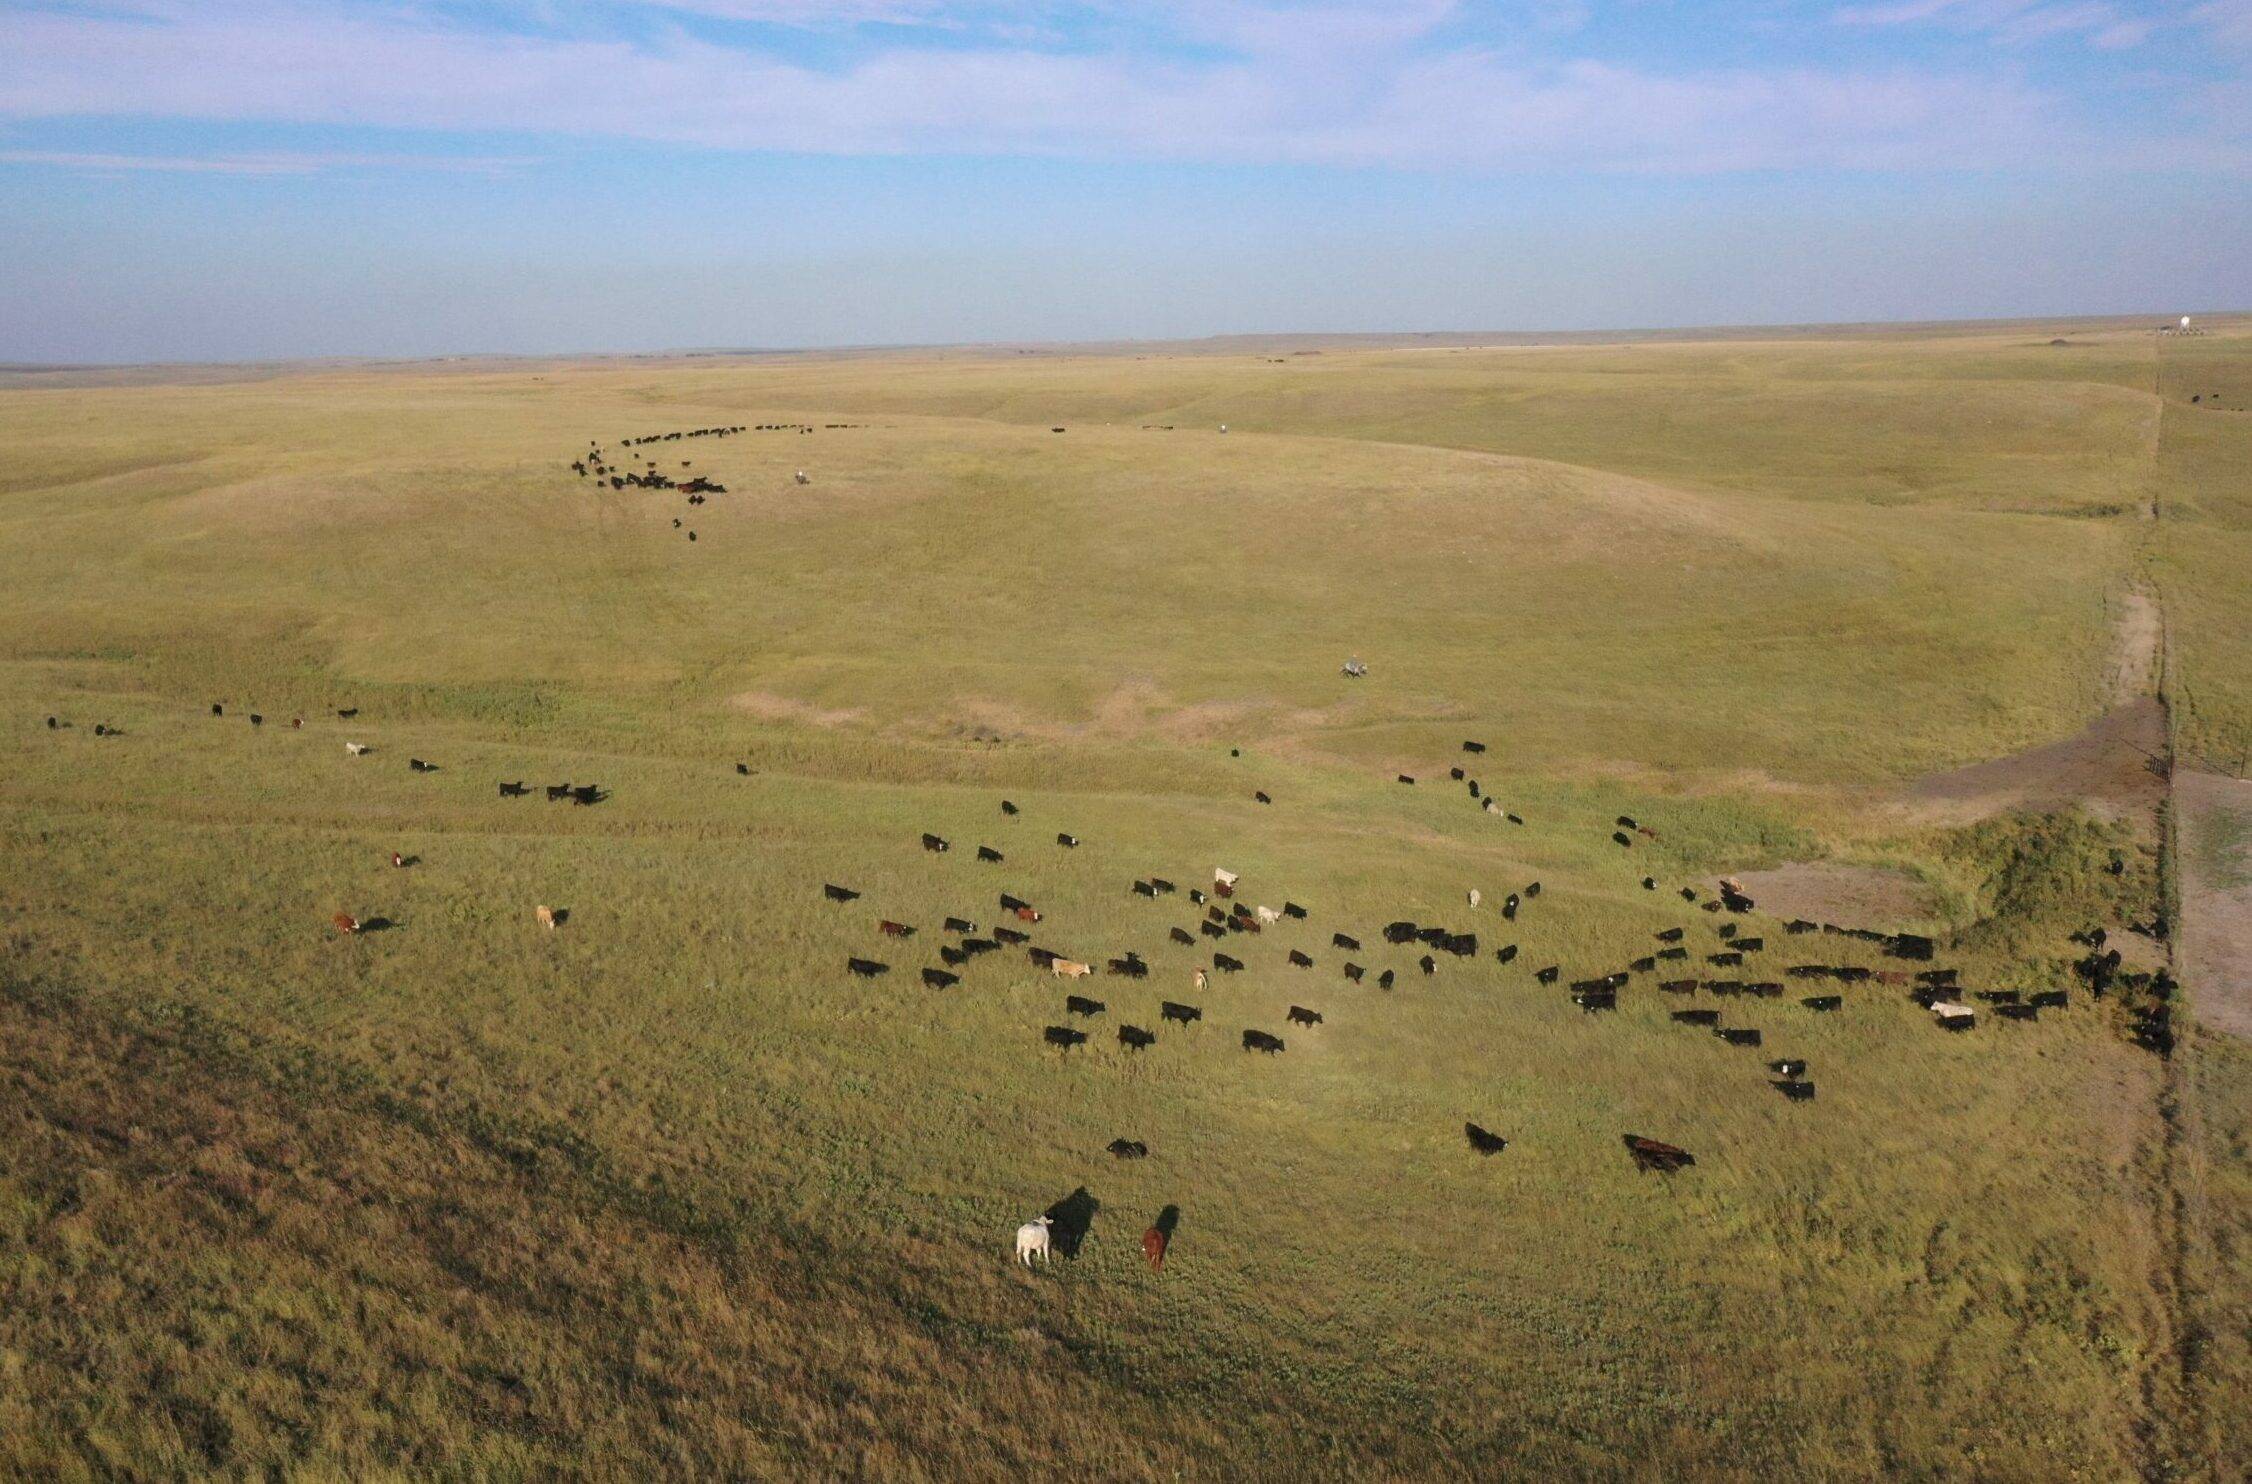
left=359, top=916, right=399, bottom=934
left=1152, top=1204, right=1180, bottom=1241
left=1044, top=1186, right=1099, bottom=1259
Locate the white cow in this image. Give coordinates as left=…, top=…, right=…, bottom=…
left=1213, top=868, right=1240, bottom=888
left=1467, top=888, right=1481, bottom=908
left=1255, top=905, right=1280, bottom=925
left=345, top=742, right=370, bottom=756
left=1015, top=1215, right=1053, bottom=1266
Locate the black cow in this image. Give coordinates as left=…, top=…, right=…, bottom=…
left=1000, top=893, right=1030, bottom=912
left=337, top=707, right=358, bottom=718
left=1613, top=832, right=1633, bottom=847
left=1465, top=1122, right=1507, bottom=1154
left=211, top=704, right=223, bottom=716
left=250, top=714, right=263, bottom=726
left=1200, top=921, right=1227, bottom=940
left=1384, top=921, right=1419, bottom=944
left=1287, top=1005, right=1323, bottom=1027
left=1505, top=812, right=1523, bottom=825
left=1496, top=944, right=1518, bottom=964
left=410, top=758, right=436, bottom=773
left=1774, top=1080, right=1816, bottom=1102
left=1108, top=956, right=1148, bottom=978
left=1716, top=1027, right=1762, bottom=1047
left=1642, top=877, right=1657, bottom=890
left=1671, top=1009, right=1720, bottom=1026
left=1535, top=966, right=1560, bottom=985
left=1450, top=767, right=1465, bottom=781
left=1027, top=947, right=1060, bottom=967
left=1056, top=833, right=1080, bottom=848
left=1787, top=919, right=1818, bottom=935
left=1630, top=956, right=1656, bottom=973
left=1977, top=989, right=2022, bottom=1005
left=1502, top=895, right=1518, bottom=921
left=1119, top=1025, right=1157, bottom=1050
left=1623, top=1135, right=1696, bottom=1174
left=1283, top=902, right=1308, bottom=919
left=1397, top=774, right=1416, bottom=785
left=1747, top=982, right=1784, bottom=998
left=1996, top=1003, right=2039, bottom=1021
left=547, top=784, right=572, bottom=801
left=824, top=883, right=860, bottom=903
left=1133, top=880, right=1158, bottom=897
left=1445, top=934, right=1477, bottom=957
left=1108, top=1139, right=1149, bottom=1159
left=1214, top=953, right=1245, bottom=973
left=1419, top=955, right=1437, bottom=977
left=1658, top=947, right=1688, bottom=961
left=1709, top=952, right=1744, bottom=967
left=1161, top=1001, right=1202, bottom=1025
left=737, top=762, right=751, bottom=775
left=1066, top=995, right=1105, bottom=1017
left=922, top=968, right=959, bottom=989
left=1916, top=968, right=1960, bottom=986
left=1735, top=937, right=1765, bottom=953
left=1001, top=800, right=1019, bottom=815
left=978, top=846, right=1005, bottom=863
left=941, top=946, right=969, bottom=966
left=1255, top=791, right=1272, bottom=804
left=571, top=785, right=601, bottom=806
left=1344, top=963, right=1365, bottom=983
left=1660, top=978, right=1697, bottom=994
left=944, top=916, right=975, bottom=934
left=1706, top=980, right=1744, bottom=997
left=1769, top=1059, right=1807, bottom=1078
left=1525, top=882, right=1541, bottom=898
left=1045, top=1026, right=1088, bottom=1050
left=1617, top=815, right=1638, bottom=829
left=1333, top=932, right=1361, bottom=951
left=1170, top=926, right=1196, bottom=946
left=1463, top=740, right=1486, bottom=754
left=1573, top=990, right=1617, bottom=1013
left=498, top=781, right=528, bottom=797
left=1378, top=969, right=1396, bottom=989
left=1242, top=1030, right=1286, bottom=1054
left=993, top=927, right=1027, bottom=944
left=846, top=957, right=888, bottom=978
left=1803, top=995, right=1842, bottom=1012
left=2031, top=990, right=2069, bottom=1009
left=1150, top=878, right=1175, bottom=894
left=922, top=833, right=950, bottom=853
left=1288, top=950, right=1314, bottom=968
left=963, top=937, right=1000, bottom=954
left=1718, top=923, right=1738, bottom=939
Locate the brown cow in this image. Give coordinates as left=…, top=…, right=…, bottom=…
left=331, top=912, right=361, bottom=936
left=1142, top=1226, right=1169, bottom=1270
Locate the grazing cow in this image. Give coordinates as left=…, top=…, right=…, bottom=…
left=1001, top=800, right=1019, bottom=815
left=922, top=832, right=950, bottom=853
left=1774, top=1080, right=1817, bottom=1102
left=547, top=784, right=572, bottom=802
left=1706, top=980, right=1744, bottom=997
left=1378, top=969, right=1396, bottom=990
left=1502, top=895, right=1518, bottom=922
left=1716, top=1027, right=1762, bottom=1047
left=1255, top=791, right=1272, bottom=805
left=1660, top=978, right=1697, bottom=994
left=1133, top=880, right=1158, bottom=898
left=1996, top=1003, right=2039, bottom=1021
left=250, top=714, right=263, bottom=726
left=1397, top=773, right=1415, bottom=786
left=879, top=920, right=915, bottom=938
left=993, top=927, right=1027, bottom=945
left=1747, top=982, right=1784, bottom=999
left=1467, top=889, right=1481, bottom=909
left=1735, top=938, right=1765, bottom=954
left=1642, top=877, right=1657, bottom=891
left=211, top=704, right=223, bottom=717
left=1631, top=956, right=1656, bottom=974
left=292, top=717, right=304, bottom=730
left=1709, top=952, right=1744, bottom=968
left=1151, top=879, right=1176, bottom=895
left=2031, top=990, right=2068, bottom=1009
left=1767, top=1060, right=1809, bottom=1081
left=1623, top=1135, right=1696, bottom=1174
left=1573, top=989, right=1618, bottom=1013
left=1977, top=990, right=2022, bottom=1005
left=1015, top=907, right=1043, bottom=924
left=824, top=884, right=860, bottom=903
left=1043, top=1026, right=1087, bottom=1051
left=1193, top=968, right=1208, bottom=992
left=1214, top=954, right=1244, bottom=973
left=1027, top=946, right=1060, bottom=967
left=571, top=785, right=601, bottom=806
left=498, top=780, right=528, bottom=797
left=1200, top=921, right=1226, bottom=940
left=1162, top=1001, right=1202, bottom=1025
left=331, top=912, right=361, bottom=936
left=941, top=946, right=969, bottom=966
left=999, top=892, right=1031, bottom=914
left=847, top=957, right=888, bottom=978
left=410, top=759, right=434, bottom=773
left=1189, top=889, right=1207, bottom=905
left=1053, top=959, right=1094, bottom=981
left=1242, top=1030, right=1286, bottom=1054
left=1384, top=921, right=1419, bottom=945
left=1787, top=919, right=1817, bottom=935
left=1535, top=966, right=1560, bottom=985
left=737, top=763, right=751, bottom=776
left=1108, top=1139, right=1148, bottom=1159
left=1803, top=995, right=1842, bottom=1012
left=1672, top=1009, right=1720, bottom=1026
left=1108, top=956, right=1148, bottom=977
left=1505, top=812, right=1524, bottom=826
left=1465, top=1122, right=1508, bottom=1154
left=1659, top=947, right=1687, bottom=962
left=1282, top=902, right=1307, bottom=920
left=1613, top=832, right=1633, bottom=848
left=1057, top=833, right=1080, bottom=848
left=1718, top=923, right=1738, bottom=939
left=1451, top=767, right=1466, bottom=782
left=1468, top=782, right=1481, bottom=799
left=1142, top=1224, right=1170, bottom=1270
left=1254, top=905, right=1281, bottom=926
left=1333, top=932, right=1362, bottom=951
left=978, top=846, right=1005, bottom=863
left=1119, top=1024, right=1157, bottom=1050
left=944, top=916, right=975, bottom=934
left=1213, top=868, right=1240, bottom=890
left=1016, top=1216, right=1053, bottom=1265
left=1065, top=994, right=1104, bottom=1017
left=1916, top=968, right=1959, bottom=987
left=1170, top=926, right=1196, bottom=946
left=390, top=852, right=408, bottom=869
left=1464, top=740, right=1487, bottom=754
left=1287, top=1005, right=1323, bottom=1027
left=1680, top=887, right=1697, bottom=902
left=922, top=967, right=960, bottom=989
left=1288, top=949, right=1314, bottom=969
left=1496, top=944, right=1518, bottom=964
left=1344, top=963, right=1365, bottom=983
left=1419, top=955, right=1437, bottom=977
left=535, top=905, right=559, bottom=931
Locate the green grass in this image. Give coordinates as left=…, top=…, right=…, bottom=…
left=0, top=320, right=2242, bottom=1478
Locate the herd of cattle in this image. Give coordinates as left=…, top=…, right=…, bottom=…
left=564, top=421, right=871, bottom=542
left=795, top=734, right=2106, bottom=1263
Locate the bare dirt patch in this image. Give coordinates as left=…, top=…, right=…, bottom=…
left=1718, top=861, right=1933, bottom=931
left=2109, top=592, right=2161, bottom=704
left=2178, top=769, right=2252, bottom=1042
left=1895, top=697, right=2168, bottom=829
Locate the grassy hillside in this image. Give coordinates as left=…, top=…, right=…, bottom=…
left=1, top=321, right=2242, bottom=1478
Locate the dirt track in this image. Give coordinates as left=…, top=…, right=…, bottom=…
left=2179, top=770, right=2252, bottom=1042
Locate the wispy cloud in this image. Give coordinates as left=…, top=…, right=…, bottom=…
left=0, top=0, right=2238, bottom=175
left=0, top=147, right=528, bottom=175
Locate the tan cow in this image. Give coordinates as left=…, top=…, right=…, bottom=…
left=535, top=905, right=557, bottom=931
left=1051, top=959, right=1093, bottom=978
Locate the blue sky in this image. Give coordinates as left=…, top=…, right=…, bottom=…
left=2, top=1, right=2246, bottom=361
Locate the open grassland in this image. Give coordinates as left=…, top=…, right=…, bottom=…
left=2, top=319, right=2247, bottom=1478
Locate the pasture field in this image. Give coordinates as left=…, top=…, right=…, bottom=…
left=1, top=317, right=2247, bottom=1479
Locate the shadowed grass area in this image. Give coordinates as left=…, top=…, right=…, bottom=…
left=0, top=320, right=2240, bottom=1477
